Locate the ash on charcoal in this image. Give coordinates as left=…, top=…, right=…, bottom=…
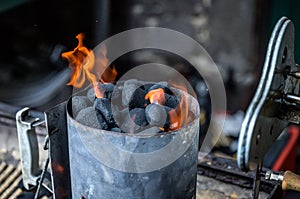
left=76, top=107, right=103, bottom=129
left=122, top=79, right=143, bottom=106
left=129, top=108, right=148, bottom=126
left=72, top=96, right=92, bottom=116
left=128, top=87, right=148, bottom=109
left=145, top=104, right=169, bottom=127
left=94, top=98, right=116, bottom=128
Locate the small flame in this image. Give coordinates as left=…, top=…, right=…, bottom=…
left=62, top=33, right=117, bottom=98
left=168, top=109, right=180, bottom=130
left=168, top=82, right=189, bottom=131
left=145, top=88, right=166, bottom=104
left=100, top=65, right=118, bottom=83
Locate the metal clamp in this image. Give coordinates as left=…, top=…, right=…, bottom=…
left=16, top=107, right=45, bottom=190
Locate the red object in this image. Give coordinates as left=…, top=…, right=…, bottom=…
left=272, top=125, right=299, bottom=172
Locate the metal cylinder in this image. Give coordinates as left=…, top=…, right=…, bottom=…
left=66, top=92, right=199, bottom=199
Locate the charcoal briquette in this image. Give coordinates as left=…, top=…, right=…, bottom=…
left=164, top=93, right=179, bottom=108
left=122, top=79, right=142, bottom=106
left=129, top=87, right=148, bottom=109
left=129, top=108, right=148, bottom=127
left=145, top=104, right=169, bottom=127
left=94, top=98, right=116, bottom=128
left=119, top=112, right=141, bottom=133
left=87, top=88, right=96, bottom=103
left=75, top=107, right=104, bottom=129
left=72, top=96, right=92, bottom=116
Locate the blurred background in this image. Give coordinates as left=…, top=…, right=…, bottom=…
left=1, top=0, right=300, bottom=198
left=0, top=0, right=293, bottom=111
left=0, top=0, right=299, bottom=110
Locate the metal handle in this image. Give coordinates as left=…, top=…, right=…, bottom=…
left=16, top=107, right=45, bottom=190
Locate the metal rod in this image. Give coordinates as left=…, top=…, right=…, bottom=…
left=34, top=156, right=50, bottom=199
left=285, top=93, right=300, bottom=104
left=252, top=161, right=263, bottom=199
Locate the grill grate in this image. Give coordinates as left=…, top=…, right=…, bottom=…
left=0, top=161, right=22, bottom=199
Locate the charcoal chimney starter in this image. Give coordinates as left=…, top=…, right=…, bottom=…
left=66, top=87, right=200, bottom=199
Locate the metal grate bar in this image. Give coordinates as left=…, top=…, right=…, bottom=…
left=0, top=164, right=14, bottom=184
left=0, top=162, right=6, bottom=173
left=1, top=175, right=22, bottom=199
left=0, top=163, right=21, bottom=194
left=0, top=161, right=22, bottom=199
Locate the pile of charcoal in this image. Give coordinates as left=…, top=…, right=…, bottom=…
left=73, top=79, right=184, bottom=134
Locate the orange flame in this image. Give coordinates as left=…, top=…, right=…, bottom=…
left=168, top=109, right=180, bottom=130
left=168, top=82, right=189, bottom=131
left=145, top=88, right=166, bottom=104
left=62, top=33, right=117, bottom=98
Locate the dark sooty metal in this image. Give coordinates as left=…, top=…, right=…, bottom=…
left=66, top=92, right=200, bottom=199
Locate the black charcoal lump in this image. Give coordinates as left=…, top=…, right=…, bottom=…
left=164, top=93, right=179, bottom=108
left=88, top=83, right=115, bottom=101
left=75, top=80, right=183, bottom=133
left=129, top=108, right=148, bottom=126
left=128, top=87, right=148, bottom=109
left=94, top=98, right=116, bottom=128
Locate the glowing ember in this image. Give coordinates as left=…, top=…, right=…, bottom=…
left=62, top=33, right=117, bottom=98
left=144, top=83, right=189, bottom=132
left=168, top=109, right=180, bottom=130
left=168, top=82, right=189, bottom=131
left=145, top=88, right=166, bottom=105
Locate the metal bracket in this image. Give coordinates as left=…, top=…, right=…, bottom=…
left=237, top=16, right=300, bottom=172
left=16, top=107, right=45, bottom=190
